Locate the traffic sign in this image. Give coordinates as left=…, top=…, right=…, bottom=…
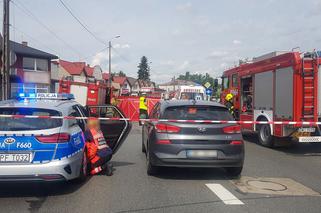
left=204, top=82, right=211, bottom=89
left=205, top=88, right=213, bottom=95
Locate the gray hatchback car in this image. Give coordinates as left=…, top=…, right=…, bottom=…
left=142, top=100, right=244, bottom=177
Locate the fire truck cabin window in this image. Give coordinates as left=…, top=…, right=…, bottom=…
left=232, top=74, right=238, bottom=87
left=222, top=77, right=229, bottom=90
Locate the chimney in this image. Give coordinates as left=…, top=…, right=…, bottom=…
left=22, top=41, right=28, bottom=46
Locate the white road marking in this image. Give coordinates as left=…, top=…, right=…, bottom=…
left=206, top=183, right=244, bottom=205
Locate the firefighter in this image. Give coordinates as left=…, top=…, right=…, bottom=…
left=85, top=118, right=113, bottom=176
left=225, top=93, right=235, bottom=118
left=139, top=93, right=148, bottom=125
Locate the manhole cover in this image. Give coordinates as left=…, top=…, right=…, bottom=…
left=246, top=180, right=287, bottom=192
left=231, top=176, right=320, bottom=196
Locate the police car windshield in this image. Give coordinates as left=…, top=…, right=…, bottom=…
left=162, top=106, right=234, bottom=121
left=0, top=108, right=62, bottom=131
left=181, top=92, right=204, bottom=100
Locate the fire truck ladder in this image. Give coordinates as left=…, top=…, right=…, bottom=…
left=302, top=54, right=317, bottom=121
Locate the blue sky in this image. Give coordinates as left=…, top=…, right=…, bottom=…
left=3, top=0, right=321, bottom=82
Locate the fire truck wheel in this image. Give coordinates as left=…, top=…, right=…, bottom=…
left=258, top=124, right=274, bottom=147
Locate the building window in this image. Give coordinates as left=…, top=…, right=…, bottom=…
left=23, top=57, right=48, bottom=71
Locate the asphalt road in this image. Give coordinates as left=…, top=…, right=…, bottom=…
left=1, top=124, right=321, bottom=213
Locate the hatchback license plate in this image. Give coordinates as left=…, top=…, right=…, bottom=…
left=0, top=153, right=31, bottom=163
left=187, top=150, right=218, bottom=158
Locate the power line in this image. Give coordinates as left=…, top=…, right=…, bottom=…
left=10, top=25, right=61, bottom=56
left=111, top=46, right=131, bottom=63
left=58, top=0, right=107, bottom=46
left=12, top=0, right=83, bottom=58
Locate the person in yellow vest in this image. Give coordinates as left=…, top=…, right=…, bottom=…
left=139, top=93, right=148, bottom=125
left=225, top=93, right=235, bottom=118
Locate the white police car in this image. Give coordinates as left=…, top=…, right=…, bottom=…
left=0, top=93, right=131, bottom=181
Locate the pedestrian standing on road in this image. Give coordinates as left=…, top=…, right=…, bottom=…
left=139, top=93, right=148, bottom=125
left=85, top=118, right=113, bottom=176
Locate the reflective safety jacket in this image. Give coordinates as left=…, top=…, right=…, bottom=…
left=225, top=100, right=235, bottom=116
left=85, top=128, right=109, bottom=164
left=139, top=96, right=148, bottom=110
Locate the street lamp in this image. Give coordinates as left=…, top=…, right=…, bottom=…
left=107, top=35, right=120, bottom=104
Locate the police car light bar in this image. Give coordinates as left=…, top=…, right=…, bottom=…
left=18, top=93, right=75, bottom=100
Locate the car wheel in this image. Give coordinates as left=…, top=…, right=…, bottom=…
left=142, top=141, right=146, bottom=153
left=225, top=167, right=243, bottom=178
left=142, top=130, right=146, bottom=153
left=258, top=124, right=274, bottom=147
left=146, top=146, right=158, bottom=176
left=78, top=150, right=88, bottom=181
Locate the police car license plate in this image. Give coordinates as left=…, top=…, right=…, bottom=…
left=187, top=150, right=218, bottom=158
left=0, top=153, right=31, bottom=163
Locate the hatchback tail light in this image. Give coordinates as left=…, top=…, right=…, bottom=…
left=223, top=125, right=241, bottom=134
left=155, top=123, right=181, bottom=133
left=156, top=140, right=172, bottom=145
left=36, top=133, right=70, bottom=143
left=230, top=140, right=243, bottom=145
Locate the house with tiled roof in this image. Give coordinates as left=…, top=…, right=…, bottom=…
left=113, top=76, right=131, bottom=95
left=132, top=79, right=156, bottom=94
left=51, top=59, right=103, bottom=82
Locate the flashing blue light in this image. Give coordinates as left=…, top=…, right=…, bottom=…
left=19, top=93, right=25, bottom=98
left=29, top=93, right=36, bottom=98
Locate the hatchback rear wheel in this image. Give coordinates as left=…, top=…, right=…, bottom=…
left=146, top=146, right=158, bottom=176
left=225, top=166, right=243, bottom=178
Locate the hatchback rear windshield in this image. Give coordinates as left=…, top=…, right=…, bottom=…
left=162, top=105, right=234, bottom=121
left=0, top=108, right=62, bottom=131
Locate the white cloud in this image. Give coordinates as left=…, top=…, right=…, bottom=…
left=178, top=60, right=190, bottom=70
left=209, top=51, right=229, bottom=58
left=176, top=2, right=192, bottom=13
left=233, top=39, right=242, bottom=45
left=113, top=43, right=131, bottom=49
left=160, top=60, right=175, bottom=66
left=91, top=52, right=107, bottom=66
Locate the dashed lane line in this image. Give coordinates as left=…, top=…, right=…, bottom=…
left=206, top=183, right=244, bottom=205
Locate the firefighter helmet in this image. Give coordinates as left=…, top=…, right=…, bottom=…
left=225, top=93, right=233, bottom=101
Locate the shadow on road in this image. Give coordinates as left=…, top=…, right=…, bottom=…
left=154, top=167, right=231, bottom=181
left=112, top=161, right=135, bottom=167
left=0, top=178, right=90, bottom=198
left=243, top=133, right=321, bottom=156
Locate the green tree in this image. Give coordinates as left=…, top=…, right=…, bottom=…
left=137, top=56, right=150, bottom=81
left=118, top=70, right=126, bottom=77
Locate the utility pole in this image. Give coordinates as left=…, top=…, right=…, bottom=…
left=106, top=36, right=120, bottom=104
left=107, top=41, right=112, bottom=104
left=1, top=0, right=10, bottom=100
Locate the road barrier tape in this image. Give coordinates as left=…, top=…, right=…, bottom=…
left=0, top=114, right=320, bottom=125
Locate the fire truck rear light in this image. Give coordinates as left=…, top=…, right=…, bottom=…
left=230, top=140, right=243, bottom=145
left=223, top=125, right=241, bottom=134
left=155, top=124, right=181, bottom=133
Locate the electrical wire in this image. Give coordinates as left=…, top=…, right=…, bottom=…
left=58, top=0, right=107, bottom=46
left=12, top=0, right=83, bottom=58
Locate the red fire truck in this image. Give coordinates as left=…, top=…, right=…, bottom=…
left=220, top=51, right=321, bottom=147
left=59, top=79, right=108, bottom=106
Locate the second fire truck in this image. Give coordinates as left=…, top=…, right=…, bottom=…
left=221, top=51, right=321, bottom=147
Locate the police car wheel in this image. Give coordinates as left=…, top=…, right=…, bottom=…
left=78, top=151, right=88, bottom=180
left=258, top=124, right=274, bottom=148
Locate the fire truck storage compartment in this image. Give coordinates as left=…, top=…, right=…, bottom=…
left=241, top=77, right=253, bottom=113
left=70, top=84, right=88, bottom=106
left=254, top=71, right=273, bottom=111
left=275, top=67, right=293, bottom=119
